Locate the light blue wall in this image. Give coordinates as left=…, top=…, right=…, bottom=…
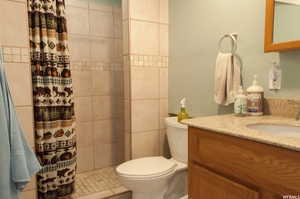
left=169, top=0, right=300, bottom=117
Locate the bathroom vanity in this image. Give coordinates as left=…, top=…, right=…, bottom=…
left=184, top=115, right=300, bottom=199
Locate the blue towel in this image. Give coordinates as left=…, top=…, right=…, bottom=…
left=0, top=51, right=41, bottom=199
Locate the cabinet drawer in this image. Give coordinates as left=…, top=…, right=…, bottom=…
left=188, top=127, right=300, bottom=195
left=189, top=163, right=259, bottom=199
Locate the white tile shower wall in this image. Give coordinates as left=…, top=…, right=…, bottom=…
left=123, top=57, right=131, bottom=161
left=66, top=0, right=125, bottom=173
left=0, top=0, right=169, bottom=197
left=4, top=63, right=33, bottom=106
left=123, top=0, right=169, bottom=159
left=0, top=1, right=29, bottom=47
left=130, top=20, right=159, bottom=55
left=129, top=0, right=160, bottom=22
left=0, top=0, right=37, bottom=198
left=89, top=10, right=114, bottom=37
left=67, top=6, right=90, bottom=35
left=160, top=0, right=169, bottom=24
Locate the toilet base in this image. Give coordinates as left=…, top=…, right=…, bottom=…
left=164, top=169, right=187, bottom=199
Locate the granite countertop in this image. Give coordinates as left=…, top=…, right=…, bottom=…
left=182, top=114, right=300, bottom=152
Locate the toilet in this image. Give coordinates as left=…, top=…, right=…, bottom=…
left=116, top=117, right=188, bottom=199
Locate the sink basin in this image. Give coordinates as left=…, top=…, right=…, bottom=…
left=247, top=124, right=300, bottom=138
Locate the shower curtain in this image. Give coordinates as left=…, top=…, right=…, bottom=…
left=27, top=0, right=76, bottom=198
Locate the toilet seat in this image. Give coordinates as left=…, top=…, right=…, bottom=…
left=116, top=156, right=177, bottom=180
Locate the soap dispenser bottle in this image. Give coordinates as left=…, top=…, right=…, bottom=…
left=247, top=75, right=264, bottom=116
left=178, top=98, right=189, bottom=122
left=234, top=86, right=247, bottom=116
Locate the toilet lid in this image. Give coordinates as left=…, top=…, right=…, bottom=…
left=116, top=157, right=177, bottom=178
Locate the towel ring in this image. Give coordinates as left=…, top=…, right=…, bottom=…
left=218, top=34, right=237, bottom=54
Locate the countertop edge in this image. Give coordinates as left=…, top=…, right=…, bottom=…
left=182, top=116, right=300, bottom=153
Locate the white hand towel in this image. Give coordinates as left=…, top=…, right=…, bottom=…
left=214, top=53, right=241, bottom=106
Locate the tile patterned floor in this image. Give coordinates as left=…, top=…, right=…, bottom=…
left=72, top=167, right=131, bottom=199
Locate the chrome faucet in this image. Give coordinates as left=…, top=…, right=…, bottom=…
left=288, top=100, right=300, bottom=120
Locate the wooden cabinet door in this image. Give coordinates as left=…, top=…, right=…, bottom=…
left=190, top=163, right=259, bottom=199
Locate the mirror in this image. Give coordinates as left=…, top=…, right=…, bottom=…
left=273, top=0, right=300, bottom=43
left=265, top=0, right=300, bottom=52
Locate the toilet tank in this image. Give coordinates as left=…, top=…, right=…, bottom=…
left=165, top=117, right=188, bottom=163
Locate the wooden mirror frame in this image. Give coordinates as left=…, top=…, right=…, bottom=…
left=264, top=0, right=300, bottom=52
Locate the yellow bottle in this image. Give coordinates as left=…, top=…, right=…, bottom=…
left=178, top=98, right=189, bottom=122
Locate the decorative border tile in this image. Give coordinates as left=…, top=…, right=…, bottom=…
left=7, top=0, right=27, bottom=4
left=1, top=46, right=30, bottom=63
left=129, top=55, right=168, bottom=68
left=123, top=55, right=130, bottom=68
left=70, top=61, right=123, bottom=71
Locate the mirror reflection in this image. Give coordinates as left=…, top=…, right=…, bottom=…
left=273, top=0, right=300, bottom=43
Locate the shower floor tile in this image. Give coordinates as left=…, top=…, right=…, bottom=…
left=72, top=167, right=130, bottom=199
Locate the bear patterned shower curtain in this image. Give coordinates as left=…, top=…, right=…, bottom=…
left=27, top=0, right=76, bottom=198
